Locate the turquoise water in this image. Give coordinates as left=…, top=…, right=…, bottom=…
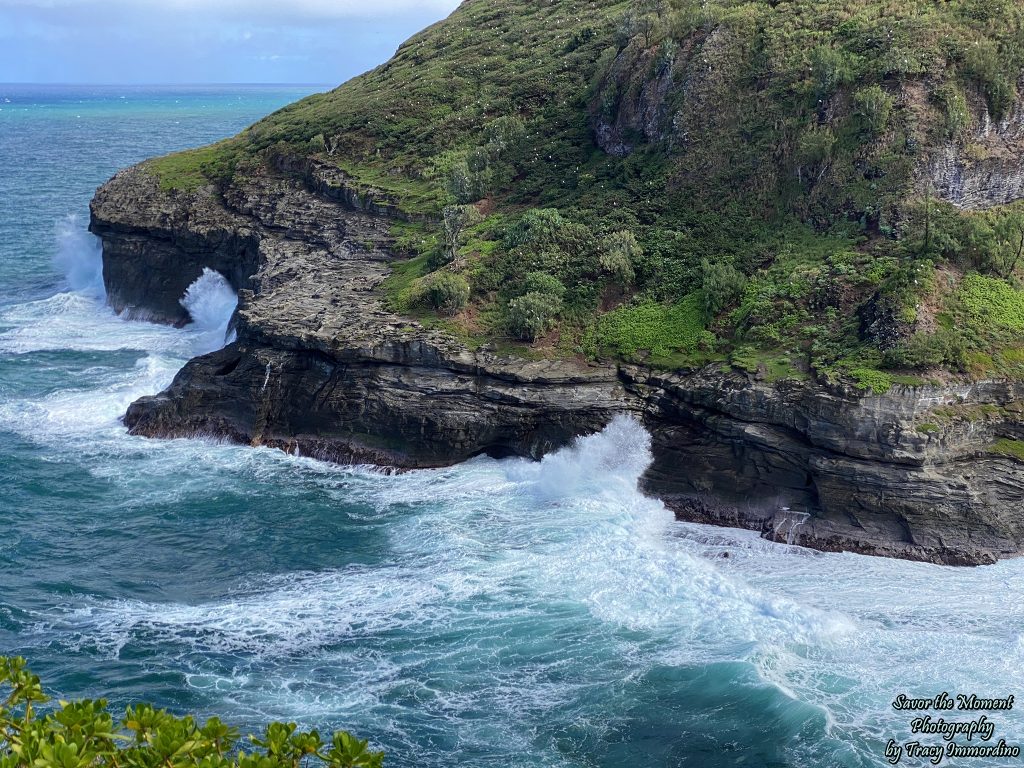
left=2, top=86, right=1024, bottom=768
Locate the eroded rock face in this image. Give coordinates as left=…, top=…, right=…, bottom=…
left=592, top=40, right=1024, bottom=215
left=631, top=369, right=1024, bottom=566
left=929, top=80, right=1024, bottom=210
left=89, top=168, right=259, bottom=325
left=91, top=163, right=1024, bottom=566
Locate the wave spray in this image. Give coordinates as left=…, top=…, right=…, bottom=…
left=180, top=268, right=238, bottom=354
left=53, top=214, right=104, bottom=297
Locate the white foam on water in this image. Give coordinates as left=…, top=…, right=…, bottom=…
left=53, top=213, right=104, bottom=297
left=180, top=268, right=238, bottom=355
left=1, top=232, right=238, bottom=446
left=376, top=417, right=852, bottom=649
left=0, top=292, right=190, bottom=355
left=35, top=418, right=861, bottom=746
left=49, top=567, right=456, bottom=660
left=39, top=414, right=1024, bottom=765
left=8, top=220, right=1024, bottom=764
left=0, top=354, right=183, bottom=440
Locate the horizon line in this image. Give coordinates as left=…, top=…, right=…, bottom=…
left=0, top=82, right=335, bottom=87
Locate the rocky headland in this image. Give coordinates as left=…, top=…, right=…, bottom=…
left=90, top=158, right=1024, bottom=566
left=88, top=0, right=1024, bottom=565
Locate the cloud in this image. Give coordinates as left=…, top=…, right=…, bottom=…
left=0, top=0, right=460, bottom=82
left=1, top=0, right=461, bottom=21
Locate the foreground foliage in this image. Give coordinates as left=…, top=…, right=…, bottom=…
left=0, top=658, right=384, bottom=768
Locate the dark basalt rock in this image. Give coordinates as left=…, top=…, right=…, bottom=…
left=89, top=168, right=260, bottom=325
left=857, top=291, right=914, bottom=351
left=91, top=162, right=1024, bottom=566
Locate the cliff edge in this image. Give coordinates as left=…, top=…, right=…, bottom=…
left=90, top=0, right=1024, bottom=565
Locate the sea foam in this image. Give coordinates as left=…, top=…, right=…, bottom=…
left=53, top=214, right=104, bottom=297
left=180, top=267, right=238, bottom=354
left=0, top=256, right=238, bottom=442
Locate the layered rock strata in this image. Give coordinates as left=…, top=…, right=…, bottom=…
left=91, top=165, right=1024, bottom=566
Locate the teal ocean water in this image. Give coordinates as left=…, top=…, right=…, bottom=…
left=2, top=85, right=1023, bottom=768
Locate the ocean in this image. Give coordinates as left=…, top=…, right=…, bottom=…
left=1, top=84, right=1022, bottom=768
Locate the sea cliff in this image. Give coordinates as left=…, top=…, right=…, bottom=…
left=90, top=164, right=1024, bottom=566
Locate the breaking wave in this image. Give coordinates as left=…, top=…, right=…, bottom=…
left=0, top=238, right=238, bottom=443
left=5, top=219, right=1024, bottom=768
left=53, top=214, right=104, bottom=297
left=180, top=267, right=238, bottom=353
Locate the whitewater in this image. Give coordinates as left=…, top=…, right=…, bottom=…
left=2, top=85, right=1023, bottom=768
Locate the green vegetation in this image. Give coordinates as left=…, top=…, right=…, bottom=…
left=146, top=141, right=249, bottom=193
left=595, top=294, right=715, bottom=366
left=878, top=273, right=1024, bottom=379
left=913, top=201, right=1024, bottom=278
left=408, top=271, right=470, bottom=315
left=958, top=273, right=1024, bottom=331
left=849, top=367, right=895, bottom=394
left=728, top=346, right=807, bottom=382
left=142, top=0, right=1024, bottom=384
left=0, top=657, right=384, bottom=768
left=507, top=292, right=563, bottom=341
left=381, top=254, right=430, bottom=314
left=989, top=438, right=1024, bottom=462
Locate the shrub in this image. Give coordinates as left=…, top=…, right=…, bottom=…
left=483, top=116, right=526, bottom=158
left=931, top=83, right=970, bottom=138
left=810, top=45, right=856, bottom=97
left=447, top=149, right=492, bottom=203
left=410, top=271, right=470, bottom=315
left=900, top=200, right=1024, bottom=277
left=308, top=133, right=328, bottom=153
left=522, top=271, right=566, bottom=299
left=0, top=656, right=384, bottom=768
left=853, top=85, right=894, bottom=136
left=507, top=292, right=563, bottom=341
left=501, top=209, right=595, bottom=280
left=881, top=329, right=968, bottom=370
left=699, top=258, right=746, bottom=321
left=599, top=231, right=640, bottom=285
left=963, top=42, right=1016, bottom=120
left=503, top=209, right=571, bottom=249
left=795, top=128, right=836, bottom=184
left=440, top=204, right=481, bottom=265
left=975, top=207, right=1024, bottom=278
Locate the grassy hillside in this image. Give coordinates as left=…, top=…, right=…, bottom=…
left=147, top=0, right=1024, bottom=391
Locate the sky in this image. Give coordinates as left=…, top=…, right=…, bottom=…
left=0, top=0, right=462, bottom=84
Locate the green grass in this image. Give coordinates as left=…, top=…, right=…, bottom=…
left=846, top=363, right=926, bottom=393
left=145, top=140, right=243, bottom=192
left=891, top=374, right=927, bottom=387
left=848, top=367, right=894, bottom=394
left=595, top=294, right=716, bottom=368
left=728, top=345, right=807, bottom=381
left=958, top=274, right=1024, bottom=332
left=331, top=160, right=441, bottom=216
left=1000, top=347, right=1024, bottom=364
left=989, top=438, right=1024, bottom=462
left=380, top=255, right=430, bottom=313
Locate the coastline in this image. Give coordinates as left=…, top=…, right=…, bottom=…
left=90, top=162, right=1024, bottom=566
